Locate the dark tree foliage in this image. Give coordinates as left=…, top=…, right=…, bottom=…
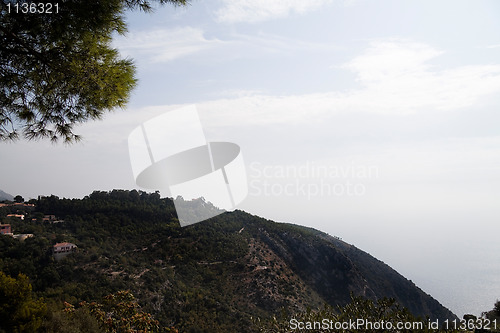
left=0, top=0, right=185, bottom=143
left=258, top=296, right=461, bottom=333
left=0, top=271, right=47, bottom=332
left=484, top=300, right=500, bottom=326
left=64, top=290, right=177, bottom=333
left=0, top=190, right=458, bottom=332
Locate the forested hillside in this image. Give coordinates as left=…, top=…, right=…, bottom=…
left=0, top=190, right=457, bottom=332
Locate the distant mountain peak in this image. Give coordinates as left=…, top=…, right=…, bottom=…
left=0, top=189, right=14, bottom=201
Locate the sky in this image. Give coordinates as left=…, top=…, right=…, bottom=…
left=1, top=0, right=500, bottom=317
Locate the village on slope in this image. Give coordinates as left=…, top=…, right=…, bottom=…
left=0, top=194, right=76, bottom=261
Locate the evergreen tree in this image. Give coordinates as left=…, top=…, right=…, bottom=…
left=65, top=290, right=178, bottom=333
left=0, top=271, right=47, bottom=332
left=0, top=0, right=185, bottom=142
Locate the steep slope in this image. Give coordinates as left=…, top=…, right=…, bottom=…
left=319, top=234, right=456, bottom=321
left=0, top=190, right=456, bottom=332
left=229, top=212, right=455, bottom=321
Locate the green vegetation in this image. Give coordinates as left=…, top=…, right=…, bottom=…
left=257, top=295, right=460, bottom=333
left=0, top=271, right=46, bottom=333
left=0, top=0, right=186, bottom=142
left=62, top=290, right=177, bottom=333
left=0, top=189, right=486, bottom=332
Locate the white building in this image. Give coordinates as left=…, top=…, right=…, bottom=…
left=53, top=242, right=77, bottom=260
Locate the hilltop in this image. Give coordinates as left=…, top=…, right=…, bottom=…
left=0, top=190, right=456, bottom=332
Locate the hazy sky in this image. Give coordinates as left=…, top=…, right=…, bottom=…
left=1, top=0, right=500, bottom=317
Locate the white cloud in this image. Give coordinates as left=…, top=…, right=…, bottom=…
left=99, top=39, right=500, bottom=135
left=113, top=27, right=223, bottom=63
left=216, top=0, right=333, bottom=23
left=342, top=40, right=500, bottom=113
left=342, top=40, right=443, bottom=83
left=112, top=27, right=332, bottom=66
left=196, top=39, right=500, bottom=126
left=225, top=31, right=338, bottom=57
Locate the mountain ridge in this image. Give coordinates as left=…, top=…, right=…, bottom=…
left=228, top=211, right=456, bottom=321
left=0, top=190, right=457, bottom=332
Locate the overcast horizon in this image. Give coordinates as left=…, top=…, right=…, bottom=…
left=2, top=0, right=500, bottom=318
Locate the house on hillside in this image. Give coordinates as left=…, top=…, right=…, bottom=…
left=13, top=203, right=35, bottom=207
left=40, top=215, right=64, bottom=223
left=6, top=214, right=24, bottom=220
left=13, top=234, right=34, bottom=242
left=53, top=242, right=77, bottom=261
left=0, top=224, right=12, bottom=235
left=43, top=215, right=57, bottom=223
left=32, top=215, right=61, bottom=223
